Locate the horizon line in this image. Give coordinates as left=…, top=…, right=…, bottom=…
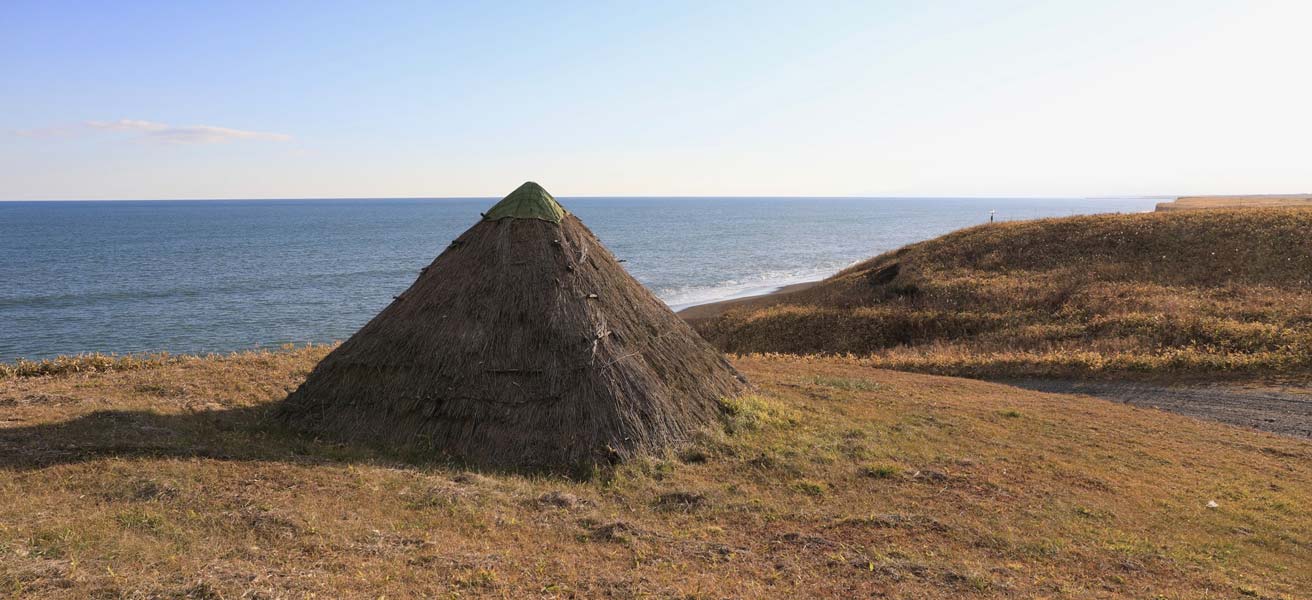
left=0, top=194, right=1179, bottom=203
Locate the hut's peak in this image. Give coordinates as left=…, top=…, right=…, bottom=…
left=484, top=181, right=567, bottom=223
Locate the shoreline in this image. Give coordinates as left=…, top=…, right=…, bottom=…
left=675, top=279, right=821, bottom=321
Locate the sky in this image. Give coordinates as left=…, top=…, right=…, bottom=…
left=2, top=0, right=1310, bottom=200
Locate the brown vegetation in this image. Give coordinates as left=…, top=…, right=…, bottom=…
left=0, top=352, right=184, bottom=381
left=1157, top=194, right=1312, bottom=211
left=693, top=208, right=1312, bottom=381
left=2, top=348, right=1309, bottom=598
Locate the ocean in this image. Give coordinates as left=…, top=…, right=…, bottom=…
left=0, top=196, right=1157, bottom=361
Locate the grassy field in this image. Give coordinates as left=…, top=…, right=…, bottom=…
left=2, top=347, right=1310, bottom=598
left=1157, top=195, right=1312, bottom=212
left=693, top=208, right=1312, bottom=381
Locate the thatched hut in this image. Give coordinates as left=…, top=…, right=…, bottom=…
left=279, top=182, right=747, bottom=469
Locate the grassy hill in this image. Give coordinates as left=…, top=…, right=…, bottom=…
left=1, top=347, right=1309, bottom=598
left=692, top=208, right=1312, bottom=380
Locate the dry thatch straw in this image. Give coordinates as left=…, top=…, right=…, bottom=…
left=278, top=182, right=747, bottom=470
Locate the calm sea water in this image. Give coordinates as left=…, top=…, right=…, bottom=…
left=0, top=197, right=1156, bottom=361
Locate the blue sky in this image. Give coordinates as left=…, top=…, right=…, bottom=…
left=3, top=1, right=1309, bottom=199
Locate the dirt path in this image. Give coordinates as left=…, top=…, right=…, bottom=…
left=1003, top=380, right=1312, bottom=439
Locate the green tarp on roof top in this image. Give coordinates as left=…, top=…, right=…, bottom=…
left=483, top=181, right=567, bottom=223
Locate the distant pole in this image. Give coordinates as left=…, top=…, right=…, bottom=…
left=989, top=209, right=996, bottom=223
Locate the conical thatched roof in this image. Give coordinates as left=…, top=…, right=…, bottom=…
left=278, top=182, right=747, bottom=470
left=482, top=181, right=567, bottom=222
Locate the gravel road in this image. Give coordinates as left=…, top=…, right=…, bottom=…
left=1003, top=379, right=1312, bottom=439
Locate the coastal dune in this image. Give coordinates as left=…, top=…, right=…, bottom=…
left=688, top=208, right=1312, bottom=379
left=685, top=207, right=1312, bottom=438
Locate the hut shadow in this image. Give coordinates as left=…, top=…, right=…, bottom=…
left=0, top=403, right=408, bottom=472
left=0, top=403, right=602, bottom=478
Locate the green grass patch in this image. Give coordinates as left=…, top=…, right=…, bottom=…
left=860, top=464, right=902, bottom=479
left=719, top=394, right=798, bottom=434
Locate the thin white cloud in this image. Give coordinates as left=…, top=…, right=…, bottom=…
left=85, top=119, right=292, bottom=143
left=13, top=119, right=291, bottom=144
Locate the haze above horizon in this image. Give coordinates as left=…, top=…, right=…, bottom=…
left=3, top=1, right=1309, bottom=201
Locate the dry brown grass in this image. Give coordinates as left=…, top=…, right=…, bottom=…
left=0, top=344, right=333, bottom=382
left=695, top=208, right=1312, bottom=381
left=2, top=348, right=1309, bottom=598
left=1157, top=195, right=1312, bottom=211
